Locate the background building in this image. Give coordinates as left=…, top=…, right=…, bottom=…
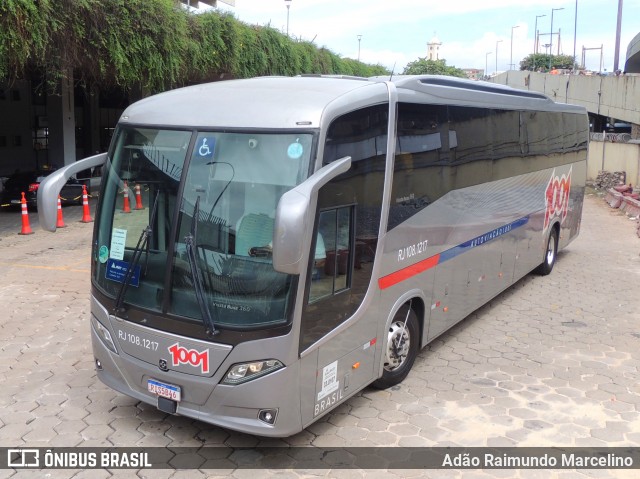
left=427, top=35, right=442, bottom=61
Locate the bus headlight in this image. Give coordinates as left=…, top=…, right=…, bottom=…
left=92, top=317, right=118, bottom=354
left=221, top=359, right=284, bottom=385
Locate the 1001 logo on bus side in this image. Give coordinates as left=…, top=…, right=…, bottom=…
left=544, top=167, right=572, bottom=231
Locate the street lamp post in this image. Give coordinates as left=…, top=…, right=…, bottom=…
left=549, top=7, right=564, bottom=70
left=534, top=14, right=546, bottom=55
left=613, top=0, right=623, bottom=72
left=357, top=35, right=362, bottom=62
left=510, top=25, right=520, bottom=70
left=285, top=0, right=292, bottom=36
left=572, top=1, right=578, bottom=71
left=495, top=39, right=503, bottom=75
left=485, top=52, right=492, bottom=79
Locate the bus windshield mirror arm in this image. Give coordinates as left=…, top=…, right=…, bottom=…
left=113, top=189, right=161, bottom=316
left=184, top=196, right=219, bottom=337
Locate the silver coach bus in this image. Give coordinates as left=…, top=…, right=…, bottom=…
left=38, top=75, right=588, bottom=436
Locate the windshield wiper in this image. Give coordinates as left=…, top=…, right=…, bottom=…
left=114, top=189, right=160, bottom=316
left=184, top=196, right=219, bottom=337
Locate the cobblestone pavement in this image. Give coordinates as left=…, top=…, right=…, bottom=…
left=0, top=193, right=639, bottom=478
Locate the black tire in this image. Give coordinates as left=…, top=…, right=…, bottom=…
left=535, top=227, right=558, bottom=276
left=372, top=305, right=419, bottom=389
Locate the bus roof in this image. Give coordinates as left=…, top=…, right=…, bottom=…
left=380, top=75, right=584, bottom=114
left=119, top=75, right=585, bottom=130
left=120, top=76, right=386, bottom=130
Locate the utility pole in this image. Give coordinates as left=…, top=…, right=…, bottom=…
left=285, top=0, right=292, bottom=36
left=510, top=25, right=520, bottom=70
left=572, top=1, right=578, bottom=71
left=613, top=0, right=623, bottom=72
left=534, top=14, right=546, bottom=55
left=549, top=7, right=564, bottom=70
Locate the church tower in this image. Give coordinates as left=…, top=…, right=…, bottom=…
left=427, top=34, right=442, bottom=60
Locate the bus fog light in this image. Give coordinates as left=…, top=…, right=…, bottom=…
left=222, top=359, right=284, bottom=385
left=92, top=318, right=118, bottom=354
left=95, top=358, right=103, bottom=370
left=258, top=409, right=278, bottom=425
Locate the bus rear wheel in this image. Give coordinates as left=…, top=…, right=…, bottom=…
left=372, top=305, right=419, bottom=389
left=535, top=227, right=558, bottom=276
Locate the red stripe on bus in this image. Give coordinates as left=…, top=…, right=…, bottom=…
left=378, top=254, right=440, bottom=290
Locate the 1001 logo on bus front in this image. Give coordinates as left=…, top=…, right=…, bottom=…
left=168, top=343, right=209, bottom=374
left=544, top=168, right=572, bottom=231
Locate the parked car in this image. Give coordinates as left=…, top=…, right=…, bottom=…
left=76, top=166, right=103, bottom=197
left=0, top=170, right=88, bottom=209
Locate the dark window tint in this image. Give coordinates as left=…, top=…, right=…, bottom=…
left=388, top=103, right=587, bottom=231
left=301, top=104, right=388, bottom=350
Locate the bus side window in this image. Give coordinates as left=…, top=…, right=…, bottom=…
left=308, top=206, right=353, bottom=303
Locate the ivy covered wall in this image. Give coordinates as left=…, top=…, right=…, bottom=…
left=0, top=0, right=389, bottom=92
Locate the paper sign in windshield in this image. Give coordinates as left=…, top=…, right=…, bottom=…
left=106, top=258, right=141, bottom=287
left=110, top=228, right=127, bottom=260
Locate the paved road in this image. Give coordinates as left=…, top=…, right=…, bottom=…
left=0, top=200, right=95, bottom=237
left=0, top=193, right=639, bottom=478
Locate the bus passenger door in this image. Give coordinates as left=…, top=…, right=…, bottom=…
left=299, top=205, right=378, bottom=426
left=299, top=102, right=389, bottom=424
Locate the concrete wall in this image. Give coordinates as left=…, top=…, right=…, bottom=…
left=495, top=71, right=640, bottom=126
left=588, top=140, right=640, bottom=186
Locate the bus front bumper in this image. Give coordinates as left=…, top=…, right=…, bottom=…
left=91, top=320, right=303, bottom=437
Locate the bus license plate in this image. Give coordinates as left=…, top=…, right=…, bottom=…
left=148, top=379, right=181, bottom=402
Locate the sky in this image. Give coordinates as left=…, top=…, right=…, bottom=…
left=207, top=0, right=640, bottom=74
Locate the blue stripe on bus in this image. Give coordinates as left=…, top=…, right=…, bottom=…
left=437, top=216, right=530, bottom=265
left=379, top=216, right=529, bottom=290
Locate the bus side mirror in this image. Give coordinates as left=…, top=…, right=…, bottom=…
left=273, top=156, right=351, bottom=275
left=37, top=152, right=107, bottom=232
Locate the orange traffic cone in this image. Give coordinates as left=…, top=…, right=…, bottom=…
left=134, top=184, right=144, bottom=210
left=56, top=195, right=66, bottom=228
left=19, top=192, right=34, bottom=235
left=122, top=181, right=131, bottom=213
left=81, top=184, right=93, bottom=223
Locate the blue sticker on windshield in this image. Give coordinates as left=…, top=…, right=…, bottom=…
left=287, top=141, right=304, bottom=159
left=197, top=137, right=216, bottom=159
left=106, top=258, right=141, bottom=287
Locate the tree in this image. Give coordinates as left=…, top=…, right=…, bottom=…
left=519, top=53, right=575, bottom=72
left=402, top=58, right=466, bottom=77
left=0, top=0, right=389, bottom=93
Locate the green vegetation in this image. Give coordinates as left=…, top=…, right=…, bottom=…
left=519, top=53, right=576, bottom=71
left=0, top=0, right=388, bottom=92
left=402, top=58, right=466, bottom=77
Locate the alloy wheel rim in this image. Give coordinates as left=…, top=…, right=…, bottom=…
left=384, top=321, right=410, bottom=371
left=546, top=234, right=556, bottom=265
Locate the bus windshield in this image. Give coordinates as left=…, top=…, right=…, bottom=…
left=94, top=126, right=314, bottom=330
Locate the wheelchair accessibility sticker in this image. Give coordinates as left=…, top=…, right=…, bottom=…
left=197, top=137, right=216, bottom=160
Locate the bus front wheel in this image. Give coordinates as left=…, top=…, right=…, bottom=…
left=535, top=227, right=558, bottom=276
left=372, top=305, right=419, bottom=389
